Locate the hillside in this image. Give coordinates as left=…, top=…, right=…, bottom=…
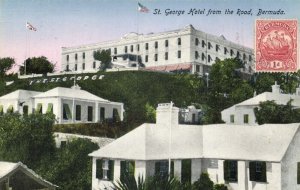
left=3, top=71, right=205, bottom=128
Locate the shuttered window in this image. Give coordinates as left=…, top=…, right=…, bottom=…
left=63, top=104, right=72, bottom=120
left=249, top=161, right=267, bottom=182
left=181, top=159, right=191, bottom=184
left=224, top=160, right=238, bottom=182
left=7, top=105, right=13, bottom=113
left=0, top=105, right=3, bottom=115
left=120, top=160, right=135, bottom=181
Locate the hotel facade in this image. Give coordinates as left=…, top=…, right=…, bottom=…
left=61, top=25, right=254, bottom=75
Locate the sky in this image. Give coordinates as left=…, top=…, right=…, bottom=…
left=0, top=0, right=299, bottom=72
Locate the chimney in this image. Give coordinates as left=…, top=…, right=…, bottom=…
left=272, top=81, right=281, bottom=94
left=156, top=102, right=179, bottom=127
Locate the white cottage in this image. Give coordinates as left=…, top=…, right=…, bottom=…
left=89, top=103, right=300, bottom=190
left=0, top=90, right=41, bottom=115
left=0, top=86, right=124, bottom=124
left=221, top=83, right=300, bottom=125
left=0, top=161, right=57, bottom=190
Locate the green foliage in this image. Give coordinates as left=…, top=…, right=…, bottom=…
left=206, top=58, right=253, bottom=123
left=53, top=121, right=129, bottom=138
left=214, top=184, right=228, bottom=190
left=38, top=138, right=99, bottom=190
left=0, top=57, right=15, bottom=78
left=0, top=113, right=56, bottom=168
left=145, top=102, right=156, bottom=123
left=253, top=72, right=300, bottom=94
left=19, top=56, right=55, bottom=75
left=93, top=50, right=112, bottom=71
left=254, top=100, right=300, bottom=125
left=193, top=173, right=214, bottom=190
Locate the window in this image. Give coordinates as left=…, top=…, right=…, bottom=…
left=100, top=107, right=105, bottom=122
left=155, top=41, right=158, bottom=49
left=249, top=161, right=267, bottom=182
left=76, top=105, right=81, bottom=121
left=202, top=53, right=205, bottom=61
left=249, top=55, right=252, bottom=62
left=244, top=114, right=249, bottom=124
left=82, top=63, right=85, bottom=70
left=66, top=55, right=69, bottom=61
left=196, top=65, right=200, bottom=72
left=145, top=43, right=149, bottom=50
left=23, top=105, right=29, bottom=115
left=208, top=42, right=212, bottom=50
left=224, top=47, right=228, bottom=55
left=124, top=46, right=128, bottom=53
left=46, top=103, right=53, bottom=113
left=96, top=159, right=114, bottom=181
left=178, top=50, right=181, bottom=59
left=63, top=104, right=72, bottom=120
left=60, top=141, right=67, bottom=148
left=165, top=40, right=168, bottom=47
left=208, top=55, right=211, bottom=63
left=93, top=62, right=96, bottom=69
left=202, top=40, right=205, bottom=48
left=112, top=108, right=120, bottom=122
left=236, top=51, right=240, bottom=58
left=155, top=161, right=173, bottom=179
left=230, top=115, right=234, bottom=123
left=0, top=105, right=3, bottom=115
left=75, top=53, right=78, bottom=60
left=88, top=106, right=93, bottom=122
left=137, top=44, right=140, bottom=51
left=7, top=105, right=13, bottom=113
left=230, top=49, right=234, bottom=56
left=224, top=160, right=238, bottom=182
left=114, top=48, right=117, bottom=55
left=243, top=53, right=246, bottom=60
left=297, top=162, right=300, bottom=184
left=216, top=44, right=219, bottom=52
left=75, top=64, right=77, bottom=71
left=82, top=52, right=85, bottom=59
left=145, top=55, right=148, bottom=63
left=154, top=54, right=158, bottom=61
left=36, top=103, right=42, bottom=114
left=177, top=38, right=181, bottom=45
left=195, top=51, right=199, bottom=59
left=66, top=65, right=69, bottom=71
left=181, top=159, right=191, bottom=184
left=130, top=45, right=133, bottom=52
left=165, top=52, right=168, bottom=60
left=121, top=161, right=135, bottom=181
left=195, top=38, right=199, bottom=46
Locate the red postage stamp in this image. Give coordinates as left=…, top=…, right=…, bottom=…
left=255, top=19, right=298, bottom=72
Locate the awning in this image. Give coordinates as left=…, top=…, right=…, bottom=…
left=145, top=63, right=192, bottom=72
left=47, top=103, right=53, bottom=113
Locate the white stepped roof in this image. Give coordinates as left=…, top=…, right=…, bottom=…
left=0, top=90, right=41, bottom=100
left=34, top=87, right=109, bottom=102
left=90, top=123, right=300, bottom=162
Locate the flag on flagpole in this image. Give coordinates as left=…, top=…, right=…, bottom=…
left=26, top=22, right=37, bottom=31
left=138, top=2, right=149, bottom=13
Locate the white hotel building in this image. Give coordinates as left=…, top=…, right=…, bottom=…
left=61, top=25, right=254, bottom=75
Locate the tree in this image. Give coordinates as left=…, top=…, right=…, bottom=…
left=254, top=100, right=300, bottom=124
left=37, top=138, right=99, bottom=190
left=0, top=57, right=15, bottom=78
left=193, top=173, right=214, bottom=190
left=145, top=102, right=156, bottom=123
left=0, top=113, right=56, bottom=168
left=93, top=50, right=112, bottom=71
left=206, top=58, right=253, bottom=123
left=19, top=56, right=55, bottom=75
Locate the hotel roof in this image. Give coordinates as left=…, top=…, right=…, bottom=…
left=0, top=90, right=41, bottom=100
